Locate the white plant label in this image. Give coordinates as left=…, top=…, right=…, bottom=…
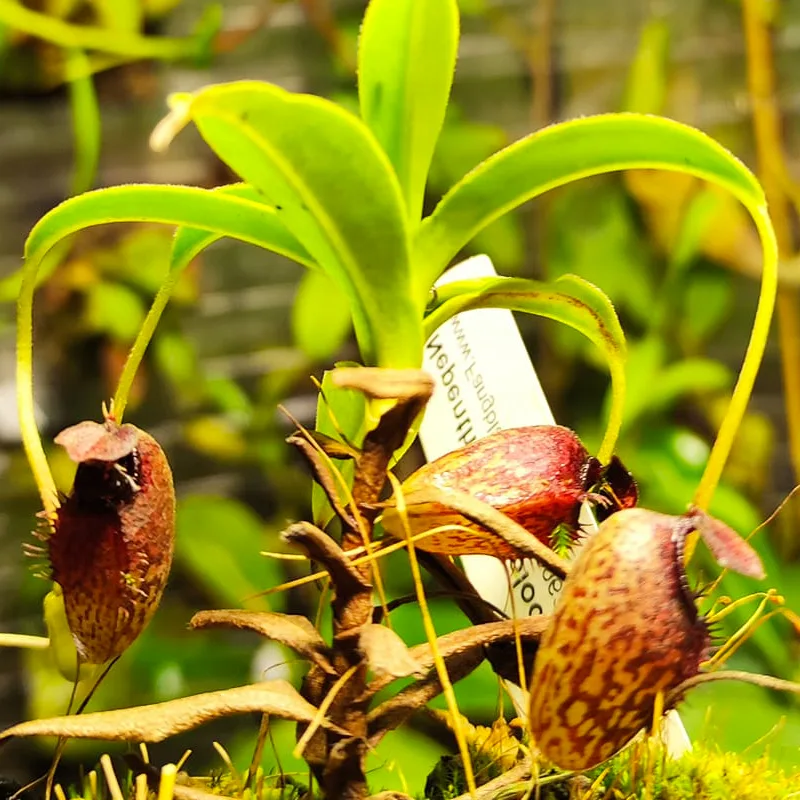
left=417, top=254, right=690, bottom=753
left=419, top=254, right=572, bottom=621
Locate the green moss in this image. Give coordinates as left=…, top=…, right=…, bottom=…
left=423, top=737, right=800, bottom=799
left=584, top=741, right=800, bottom=800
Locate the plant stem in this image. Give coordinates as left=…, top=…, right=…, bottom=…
left=667, top=669, right=800, bottom=707
left=0, top=0, right=200, bottom=61
left=112, top=272, right=180, bottom=421
left=17, top=263, right=58, bottom=513
left=741, top=0, right=800, bottom=510
left=0, top=634, right=49, bottom=649
left=692, top=204, right=777, bottom=510
left=66, top=49, right=101, bottom=197
left=599, top=357, right=627, bottom=464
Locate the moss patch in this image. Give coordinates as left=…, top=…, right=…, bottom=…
left=423, top=735, right=800, bottom=799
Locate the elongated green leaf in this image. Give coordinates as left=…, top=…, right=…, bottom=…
left=311, top=366, right=364, bottom=526
left=66, top=49, right=101, bottom=196
left=108, top=182, right=316, bottom=416
left=415, top=114, right=767, bottom=288
left=424, top=274, right=627, bottom=461
left=413, top=113, right=779, bottom=509
left=424, top=274, right=624, bottom=366
left=0, top=0, right=203, bottom=60
left=358, top=0, right=459, bottom=225
left=623, top=19, right=670, bottom=114
left=169, top=182, right=313, bottom=275
left=18, top=184, right=316, bottom=505
left=24, top=184, right=315, bottom=268
left=186, top=81, right=420, bottom=369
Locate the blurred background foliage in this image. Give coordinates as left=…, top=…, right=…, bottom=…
left=0, top=0, right=798, bottom=792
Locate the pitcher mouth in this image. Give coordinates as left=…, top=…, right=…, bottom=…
left=670, top=516, right=714, bottom=680
left=585, top=455, right=638, bottom=522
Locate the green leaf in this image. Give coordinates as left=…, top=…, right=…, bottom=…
left=24, top=184, right=315, bottom=270
left=65, top=49, right=101, bottom=196
left=292, top=269, right=353, bottom=362
left=424, top=274, right=627, bottom=461
left=649, top=188, right=726, bottom=334
left=622, top=18, right=670, bottom=114
left=617, top=336, right=666, bottom=430
left=0, top=0, right=203, bottom=60
left=358, top=0, right=459, bottom=224
left=415, top=113, right=768, bottom=291
left=184, top=416, right=248, bottom=462
left=311, top=365, right=364, bottom=526
left=413, top=112, right=779, bottom=510
left=203, top=375, right=253, bottom=420
left=175, top=496, right=283, bottom=612
left=168, top=182, right=314, bottom=278
left=668, top=187, right=725, bottom=275
left=187, top=81, right=420, bottom=369
left=650, top=359, right=732, bottom=408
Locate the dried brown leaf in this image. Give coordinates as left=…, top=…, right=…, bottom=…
left=307, top=430, right=360, bottom=459
left=322, top=736, right=368, bottom=799
left=366, top=645, right=483, bottom=747
left=331, top=368, right=434, bottom=402
left=286, top=434, right=357, bottom=529
left=359, top=624, right=425, bottom=679
left=367, top=616, right=549, bottom=696
left=190, top=610, right=335, bottom=675
left=365, top=617, right=549, bottom=745
left=342, top=369, right=434, bottom=524
left=282, top=522, right=372, bottom=630
left=0, top=681, right=346, bottom=743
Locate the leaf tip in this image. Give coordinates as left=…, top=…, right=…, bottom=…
left=150, top=93, right=194, bottom=154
